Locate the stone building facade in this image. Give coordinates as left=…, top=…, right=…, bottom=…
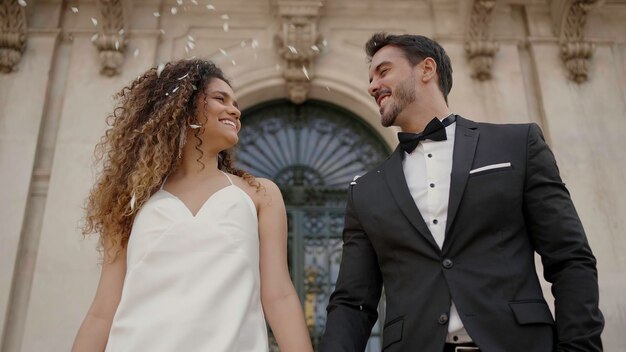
left=1, top=0, right=625, bottom=351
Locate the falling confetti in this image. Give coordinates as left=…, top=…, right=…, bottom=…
left=160, top=29, right=166, bottom=35
left=231, top=59, right=236, bottom=66
left=71, top=7, right=78, bottom=13
left=187, top=41, right=196, bottom=50
left=172, top=86, right=179, bottom=93
left=133, top=48, right=140, bottom=57
left=326, top=86, right=331, bottom=92
left=91, top=17, right=98, bottom=26
left=118, top=29, right=125, bottom=35
left=190, top=124, right=201, bottom=129
left=302, top=66, right=310, bottom=80
left=90, top=33, right=99, bottom=43
left=288, top=45, right=297, bottom=54
left=187, top=35, right=195, bottom=42
left=240, top=40, right=246, bottom=48
left=219, top=48, right=227, bottom=56
left=18, top=0, right=27, bottom=6
left=115, top=40, right=120, bottom=50
left=191, top=84, right=197, bottom=90
left=171, top=7, right=178, bottom=15
left=206, top=4, right=215, bottom=10
left=191, top=0, right=198, bottom=4
left=251, top=39, right=259, bottom=49
left=176, top=0, right=183, bottom=4
left=157, top=63, right=165, bottom=77
left=311, top=45, right=320, bottom=52
left=221, top=14, right=229, bottom=20
left=178, top=73, right=189, bottom=80
left=223, top=22, right=229, bottom=32
left=153, top=12, right=161, bottom=17
left=130, top=192, right=137, bottom=210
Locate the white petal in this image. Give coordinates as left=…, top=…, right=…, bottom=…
left=91, top=17, right=98, bottom=26
left=222, top=22, right=229, bottom=32
left=133, top=48, right=140, bottom=57
left=206, top=4, right=215, bottom=10
left=189, top=124, right=202, bottom=129
left=18, top=0, right=27, bottom=7
left=178, top=73, right=189, bottom=80
left=71, top=7, right=79, bottom=13
left=130, top=192, right=136, bottom=210
left=157, top=63, right=165, bottom=77
left=221, top=14, right=229, bottom=20
left=302, top=66, right=310, bottom=80
left=153, top=12, right=160, bottom=17
left=171, top=7, right=178, bottom=15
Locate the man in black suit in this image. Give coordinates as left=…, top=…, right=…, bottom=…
left=321, top=33, right=604, bottom=352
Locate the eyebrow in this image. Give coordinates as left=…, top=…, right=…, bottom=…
left=369, top=61, right=391, bottom=83
left=211, top=90, right=239, bottom=108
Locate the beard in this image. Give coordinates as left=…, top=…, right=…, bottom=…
left=380, top=75, right=416, bottom=127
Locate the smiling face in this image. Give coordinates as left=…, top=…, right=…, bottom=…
left=368, top=45, right=421, bottom=127
left=195, top=78, right=241, bottom=150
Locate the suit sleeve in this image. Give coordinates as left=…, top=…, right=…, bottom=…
left=320, top=185, right=383, bottom=352
left=523, top=123, right=604, bottom=351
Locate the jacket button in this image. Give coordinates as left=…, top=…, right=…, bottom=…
left=442, top=258, right=453, bottom=269
left=438, top=313, right=449, bottom=325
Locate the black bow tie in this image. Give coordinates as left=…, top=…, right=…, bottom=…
left=398, top=115, right=456, bottom=154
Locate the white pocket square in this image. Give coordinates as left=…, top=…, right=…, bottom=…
left=469, top=162, right=512, bottom=174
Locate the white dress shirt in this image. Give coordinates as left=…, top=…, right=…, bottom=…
left=401, top=117, right=472, bottom=343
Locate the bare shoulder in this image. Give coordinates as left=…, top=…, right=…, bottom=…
left=226, top=174, right=283, bottom=208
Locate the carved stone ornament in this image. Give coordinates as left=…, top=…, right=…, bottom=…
left=465, top=0, right=499, bottom=81
left=274, top=0, right=324, bottom=104
left=94, top=0, right=131, bottom=76
left=551, top=0, right=605, bottom=83
left=0, top=0, right=27, bottom=73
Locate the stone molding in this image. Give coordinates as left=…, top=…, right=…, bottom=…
left=551, top=0, right=605, bottom=83
left=465, top=0, right=499, bottom=81
left=0, top=0, right=27, bottom=73
left=274, top=0, right=324, bottom=104
left=94, top=0, right=131, bottom=76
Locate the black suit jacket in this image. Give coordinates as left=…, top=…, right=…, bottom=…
left=321, top=116, right=603, bottom=352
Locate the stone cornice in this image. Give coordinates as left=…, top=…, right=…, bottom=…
left=0, top=0, right=27, bottom=73
left=465, top=0, right=499, bottom=81
left=274, top=0, right=325, bottom=104
left=93, top=0, right=132, bottom=76
left=551, top=0, right=605, bottom=83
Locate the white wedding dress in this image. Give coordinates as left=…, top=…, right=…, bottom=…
left=105, top=172, right=269, bottom=352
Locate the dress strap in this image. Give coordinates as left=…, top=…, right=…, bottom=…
left=160, top=174, right=170, bottom=190
left=221, top=171, right=234, bottom=185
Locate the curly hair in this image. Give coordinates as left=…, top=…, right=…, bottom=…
left=83, top=59, right=259, bottom=260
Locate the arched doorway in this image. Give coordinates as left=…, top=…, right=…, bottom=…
left=236, top=99, right=390, bottom=350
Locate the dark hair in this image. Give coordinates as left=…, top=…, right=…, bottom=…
left=365, top=33, right=453, bottom=103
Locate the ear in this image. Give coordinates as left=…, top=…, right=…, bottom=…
left=420, top=57, right=437, bottom=83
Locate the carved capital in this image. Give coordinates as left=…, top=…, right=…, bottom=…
left=551, top=0, right=605, bottom=83
left=465, top=0, right=499, bottom=81
left=94, top=0, right=131, bottom=76
left=274, top=1, right=324, bottom=104
left=0, top=0, right=27, bottom=73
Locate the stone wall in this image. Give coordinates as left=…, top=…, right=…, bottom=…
left=1, top=0, right=624, bottom=350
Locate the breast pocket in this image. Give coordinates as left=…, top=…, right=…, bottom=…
left=469, top=162, right=513, bottom=177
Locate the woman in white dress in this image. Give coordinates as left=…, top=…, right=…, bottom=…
left=72, top=59, right=313, bottom=352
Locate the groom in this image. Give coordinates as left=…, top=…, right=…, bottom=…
left=321, top=33, right=604, bottom=352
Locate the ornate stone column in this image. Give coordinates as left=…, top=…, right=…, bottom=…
left=93, top=0, right=132, bottom=76
left=551, top=0, right=605, bottom=83
left=465, top=0, right=499, bottom=81
left=0, top=0, right=27, bottom=73
left=274, top=0, right=324, bottom=104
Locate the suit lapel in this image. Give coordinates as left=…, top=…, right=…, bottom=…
left=384, top=146, right=440, bottom=251
left=444, top=116, right=479, bottom=241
